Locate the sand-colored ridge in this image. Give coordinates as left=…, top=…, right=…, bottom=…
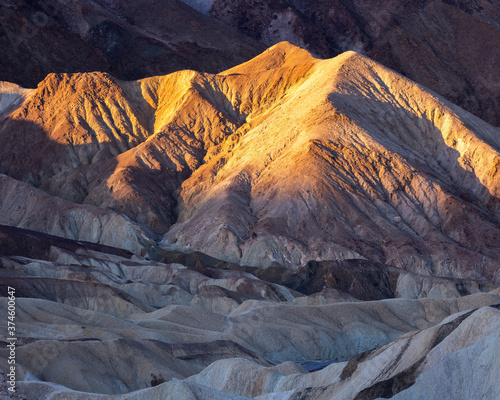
left=162, top=44, right=500, bottom=281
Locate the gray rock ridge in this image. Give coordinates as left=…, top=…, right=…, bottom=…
left=1, top=228, right=499, bottom=399
left=255, top=259, right=497, bottom=301
left=0, top=174, right=157, bottom=256
left=10, top=305, right=500, bottom=399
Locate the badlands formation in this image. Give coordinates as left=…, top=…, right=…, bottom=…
left=1, top=42, right=498, bottom=281
left=1, top=1, right=499, bottom=127
left=0, top=43, right=499, bottom=399
left=189, top=0, right=500, bottom=127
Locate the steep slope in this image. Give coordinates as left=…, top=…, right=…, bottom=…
left=0, top=81, right=33, bottom=120
left=0, top=175, right=156, bottom=255
left=186, top=0, right=500, bottom=126
left=1, top=42, right=499, bottom=284
left=0, top=0, right=264, bottom=88
left=0, top=65, right=253, bottom=232
left=164, top=42, right=500, bottom=283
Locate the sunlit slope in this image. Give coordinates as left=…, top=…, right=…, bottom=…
left=0, top=70, right=242, bottom=232
left=0, top=42, right=499, bottom=282
left=165, top=43, right=500, bottom=282
left=0, top=72, right=151, bottom=186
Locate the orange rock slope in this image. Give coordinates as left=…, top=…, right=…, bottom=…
left=205, top=0, right=500, bottom=126
left=0, top=42, right=499, bottom=283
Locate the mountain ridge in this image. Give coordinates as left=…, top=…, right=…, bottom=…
left=0, top=0, right=265, bottom=87
left=0, top=42, right=499, bottom=284
left=194, top=0, right=500, bottom=126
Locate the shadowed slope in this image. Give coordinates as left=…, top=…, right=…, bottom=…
left=0, top=72, right=151, bottom=188
left=0, top=81, right=33, bottom=120
left=0, top=0, right=264, bottom=88
left=0, top=70, right=241, bottom=232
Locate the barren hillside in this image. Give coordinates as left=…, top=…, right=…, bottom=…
left=188, top=0, right=500, bottom=126
left=1, top=42, right=499, bottom=283
left=0, top=42, right=499, bottom=400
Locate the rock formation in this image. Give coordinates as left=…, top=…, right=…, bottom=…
left=0, top=175, right=156, bottom=256
left=162, top=43, right=500, bottom=282
left=0, top=227, right=498, bottom=399
left=1, top=42, right=499, bottom=284
left=189, top=0, right=500, bottom=126
left=0, top=41, right=499, bottom=400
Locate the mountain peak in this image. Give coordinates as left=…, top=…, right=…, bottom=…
left=221, top=41, right=318, bottom=75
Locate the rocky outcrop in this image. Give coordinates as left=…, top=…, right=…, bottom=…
left=190, top=0, right=500, bottom=127
left=1, top=224, right=499, bottom=399
left=265, top=259, right=497, bottom=301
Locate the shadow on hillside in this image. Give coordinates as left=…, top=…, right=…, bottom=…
left=1, top=85, right=499, bottom=282
left=328, top=91, right=500, bottom=216
left=0, top=117, right=181, bottom=234
left=325, top=91, right=500, bottom=268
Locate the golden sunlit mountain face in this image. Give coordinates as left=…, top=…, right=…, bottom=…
left=0, top=15, right=500, bottom=397
left=1, top=42, right=499, bottom=284
left=164, top=44, right=500, bottom=283
left=204, top=0, right=500, bottom=127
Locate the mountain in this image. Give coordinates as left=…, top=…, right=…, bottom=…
left=0, top=0, right=264, bottom=88
left=1, top=41, right=499, bottom=400
left=2, top=0, right=498, bottom=127
left=185, top=0, right=500, bottom=126
left=163, top=43, right=500, bottom=284
left=1, top=42, right=499, bottom=285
